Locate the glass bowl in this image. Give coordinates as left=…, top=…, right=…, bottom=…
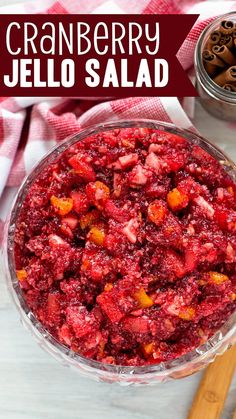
left=4, top=119, right=236, bottom=386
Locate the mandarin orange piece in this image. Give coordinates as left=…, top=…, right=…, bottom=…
left=134, top=288, right=154, bottom=308
left=167, top=188, right=189, bottom=211
left=148, top=200, right=167, bottom=226
left=50, top=196, right=73, bottom=216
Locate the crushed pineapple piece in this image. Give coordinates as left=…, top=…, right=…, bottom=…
left=198, top=328, right=204, bottom=337
left=104, top=283, right=113, bottom=292
left=167, top=188, right=189, bottom=211
left=98, top=340, right=106, bottom=357
left=227, top=186, right=234, bottom=195
left=134, top=288, right=154, bottom=308
left=88, top=227, right=105, bottom=246
left=16, top=269, right=27, bottom=281
left=198, top=279, right=207, bottom=286
left=79, top=210, right=100, bottom=230
left=50, top=195, right=73, bottom=216
left=142, top=342, right=155, bottom=356
left=81, top=259, right=90, bottom=271
left=148, top=200, right=166, bottom=226
left=121, top=138, right=135, bottom=149
left=231, top=293, right=236, bottom=301
left=179, top=307, right=196, bottom=321
left=208, top=271, right=229, bottom=285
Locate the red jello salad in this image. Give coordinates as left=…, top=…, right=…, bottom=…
left=14, top=127, right=236, bottom=366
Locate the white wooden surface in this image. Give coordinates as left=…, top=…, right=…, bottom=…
left=0, top=1, right=236, bottom=418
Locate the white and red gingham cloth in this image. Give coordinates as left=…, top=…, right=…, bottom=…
left=0, top=0, right=236, bottom=245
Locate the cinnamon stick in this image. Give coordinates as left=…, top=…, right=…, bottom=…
left=212, top=45, right=236, bottom=66
left=213, top=66, right=236, bottom=86
left=202, top=50, right=226, bottom=76
left=206, top=30, right=222, bottom=49
left=219, top=35, right=234, bottom=50
left=220, top=20, right=235, bottom=35
left=202, top=18, right=236, bottom=93
left=222, top=83, right=236, bottom=92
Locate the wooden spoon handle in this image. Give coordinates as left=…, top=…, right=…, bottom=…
left=188, top=345, right=236, bottom=419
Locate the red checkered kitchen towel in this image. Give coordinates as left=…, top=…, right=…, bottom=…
left=0, top=0, right=236, bottom=245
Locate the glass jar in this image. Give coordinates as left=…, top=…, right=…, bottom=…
left=194, top=12, right=236, bottom=122
left=3, top=119, right=236, bottom=386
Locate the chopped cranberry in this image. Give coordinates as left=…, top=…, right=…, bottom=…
left=66, top=306, right=99, bottom=338
left=68, top=153, right=96, bottom=182
left=14, top=127, right=236, bottom=366
left=70, top=191, right=89, bottom=215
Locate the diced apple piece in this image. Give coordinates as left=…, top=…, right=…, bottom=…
left=134, top=288, right=154, bottom=308
left=97, top=291, right=125, bottom=323
left=68, top=154, right=96, bottom=181
left=148, top=200, right=167, bottom=226
left=192, top=145, right=215, bottom=163
left=122, top=316, right=150, bottom=333
left=214, top=207, right=229, bottom=230
left=48, top=234, right=69, bottom=248
left=61, top=215, right=79, bottom=237
left=70, top=191, right=89, bottom=215
left=148, top=143, right=163, bottom=153
left=86, top=181, right=110, bottom=210
left=145, top=152, right=162, bottom=174
left=58, top=324, right=72, bottom=345
left=167, top=188, right=189, bottom=211
left=216, top=187, right=224, bottom=201
left=194, top=196, right=215, bottom=218
left=113, top=173, right=123, bottom=198
left=62, top=215, right=78, bottom=230
left=139, top=128, right=150, bottom=136
left=66, top=306, right=98, bottom=338
left=105, top=199, right=129, bottom=223
left=47, top=293, right=61, bottom=325
left=162, top=249, right=186, bottom=280
left=50, top=195, right=73, bottom=216
left=81, top=249, right=112, bottom=282
left=118, top=153, right=138, bottom=168
left=226, top=244, right=235, bottom=262
left=123, top=218, right=139, bottom=243
left=129, top=165, right=151, bottom=187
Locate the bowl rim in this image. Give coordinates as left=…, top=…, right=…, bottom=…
left=6, top=118, right=236, bottom=376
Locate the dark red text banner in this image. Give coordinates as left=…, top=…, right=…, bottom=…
left=0, top=14, right=199, bottom=97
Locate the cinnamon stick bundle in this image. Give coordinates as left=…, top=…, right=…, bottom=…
left=202, top=18, right=236, bottom=92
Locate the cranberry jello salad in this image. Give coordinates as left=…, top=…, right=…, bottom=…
left=14, top=127, right=236, bottom=366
